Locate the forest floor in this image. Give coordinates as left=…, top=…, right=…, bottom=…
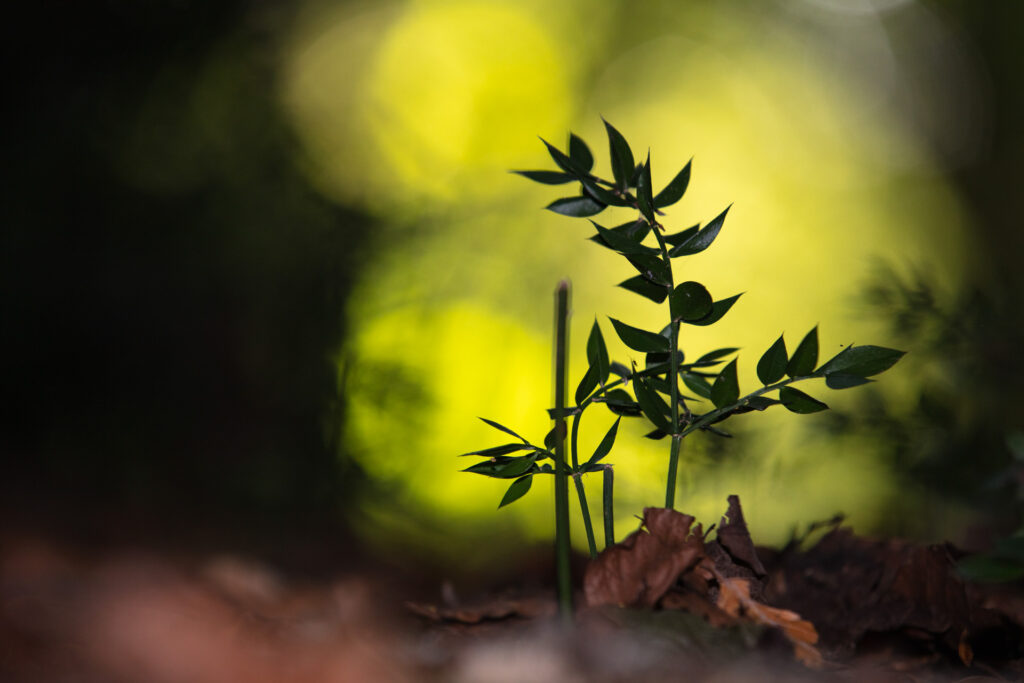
left=3, top=497, right=1023, bottom=682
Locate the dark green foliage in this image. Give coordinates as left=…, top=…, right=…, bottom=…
left=464, top=120, right=902, bottom=532
left=758, top=335, right=789, bottom=385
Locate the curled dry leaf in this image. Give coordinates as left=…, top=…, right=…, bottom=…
left=716, top=494, right=766, bottom=577
left=584, top=508, right=706, bottom=607
left=714, top=572, right=823, bottom=668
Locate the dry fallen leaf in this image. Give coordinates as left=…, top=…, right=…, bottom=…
left=714, top=572, right=823, bottom=668
left=584, top=508, right=706, bottom=608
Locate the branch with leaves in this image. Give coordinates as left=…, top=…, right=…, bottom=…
left=460, top=121, right=904, bottom=617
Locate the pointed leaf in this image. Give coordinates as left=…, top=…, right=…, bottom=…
left=654, top=160, right=692, bottom=208
left=498, top=475, right=533, bottom=507
left=670, top=281, right=713, bottom=322
left=694, top=347, right=739, bottom=365
left=684, top=293, right=742, bottom=327
left=682, top=372, right=712, bottom=399
left=779, top=387, right=829, bottom=414
left=610, top=318, right=671, bottom=353
left=624, top=253, right=671, bottom=285
left=603, top=119, right=635, bottom=189
left=512, top=170, right=576, bottom=185
left=610, top=362, right=631, bottom=380
left=636, top=154, right=655, bottom=222
left=544, top=423, right=566, bottom=451
left=599, top=388, right=643, bottom=417
left=540, top=138, right=585, bottom=176
left=569, top=133, right=594, bottom=172
left=590, top=221, right=658, bottom=255
left=618, top=275, right=668, bottom=303
left=664, top=225, right=700, bottom=247
left=580, top=175, right=630, bottom=207
left=576, top=362, right=600, bottom=405
left=825, top=373, right=873, bottom=390
left=744, top=396, right=780, bottom=410
left=757, top=335, right=788, bottom=385
left=463, top=455, right=536, bottom=478
left=478, top=417, right=528, bottom=443
left=817, top=345, right=905, bottom=377
left=633, top=375, right=672, bottom=433
left=787, top=326, right=819, bottom=378
left=586, top=417, right=621, bottom=466
left=460, top=443, right=535, bottom=457
left=710, top=359, right=740, bottom=408
left=587, top=319, right=611, bottom=385
left=644, top=428, right=669, bottom=440
left=669, top=206, right=731, bottom=257
left=547, top=196, right=605, bottom=217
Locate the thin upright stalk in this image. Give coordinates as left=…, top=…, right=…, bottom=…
left=652, top=227, right=683, bottom=508
left=602, top=466, right=615, bottom=547
left=569, top=412, right=598, bottom=558
left=553, top=281, right=573, bottom=624
left=572, top=474, right=598, bottom=558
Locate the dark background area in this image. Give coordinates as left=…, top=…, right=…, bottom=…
left=2, top=0, right=1023, bottom=569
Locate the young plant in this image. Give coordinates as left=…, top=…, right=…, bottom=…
left=461, top=121, right=904, bottom=616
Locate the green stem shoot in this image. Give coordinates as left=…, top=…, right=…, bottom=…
left=553, top=280, right=573, bottom=623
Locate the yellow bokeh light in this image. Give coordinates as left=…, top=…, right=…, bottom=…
left=286, top=1, right=973, bottom=553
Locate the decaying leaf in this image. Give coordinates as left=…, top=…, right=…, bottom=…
left=406, top=594, right=556, bottom=624
left=714, top=572, right=823, bottom=668
left=716, top=495, right=766, bottom=577
left=584, top=507, right=706, bottom=607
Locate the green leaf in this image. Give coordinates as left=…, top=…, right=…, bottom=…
left=670, top=281, right=713, bottom=322
left=590, top=221, right=658, bottom=255
left=498, top=475, right=533, bottom=508
left=693, top=348, right=739, bottom=365
left=684, top=294, right=742, bottom=327
left=540, top=138, right=585, bottom=174
left=669, top=206, right=730, bottom=257
left=757, top=335, right=788, bottom=385
left=825, top=373, right=872, bottom=390
left=779, top=387, right=828, bottom=414
left=817, top=345, right=905, bottom=377
left=644, top=428, right=669, bottom=440
left=587, top=319, right=611, bottom=386
left=511, top=170, right=576, bottom=185
left=618, top=275, right=668, bottom=303
left=599, top=389, right=643, bottom=417
left=624, top=253, right=671, bottom=285
left=544, top=423, right=566, bottom=451
left=603, top=119, right=635, bottom=189
left=590, top=219, right=650, bottom=247
left=710, top=359, right=739, bottom=408
left=610, top=362, right=631, bottom=380
left=744, top=396, right=779, bottom=410
left=586, top=417, right=621, bottom=466
left=463, top=455, right=536, bottom=478
left=478, top=417, right=528, bottom=443
left=576, top=362, right=600, bottom=405
left=633, top=375, right=672, bottom=433
left=547, top=196, right=605, bottom=217
left=636, top=153, right=655, bottom=222
left=580, top=175, right=630, bottom=207
left=787, top=326, right=819, bottom=378
left=682, top=372, right=712, bottom=399
left=569, top=133, right=594, bottom=172
left=664, top=226, right=700, bottom=249
left=610, top=318, right=671, bottom=353
left=460, top=443, right=535, bottom=457
left=654, top=160, right=692, bottom=208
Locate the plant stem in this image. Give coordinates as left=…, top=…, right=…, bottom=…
left=569, top=413, right=598, bottom=558
left=572, top=474, right=598, bottom=558
left=651, top=226, right=683, bottom=509
left=553, top=280, right=573, bottom=624
left=602, top=466, right=615, bottom=547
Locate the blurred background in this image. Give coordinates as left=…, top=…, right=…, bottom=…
left=4, top=0, right=1023, bottom=576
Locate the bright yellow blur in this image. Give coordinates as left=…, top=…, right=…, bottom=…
left=284, top=1, right=971, bottom=552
